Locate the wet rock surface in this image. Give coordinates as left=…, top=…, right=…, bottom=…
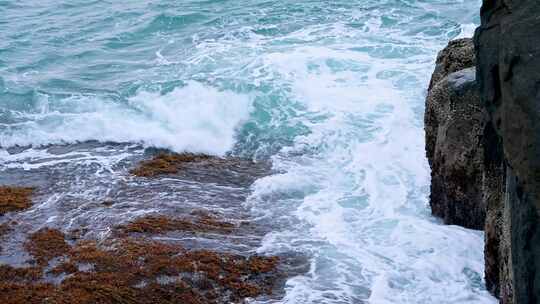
left=130, top=151, right=270, bottom=187
left=428, top=38, right=476, bottom=90
left=0, top=186, right=34, bottom=216
left=0, top=144, right=307, bottom=303
left=475, top=1, right=540, bottom=302
left=427, top=1, right=540, bottom=302
left=425, top=39, right=486, bottom=230
left=0, top=227, right=284, bottom=304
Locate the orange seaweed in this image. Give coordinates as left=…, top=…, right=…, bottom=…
left=0, top=187, right=34, bottom=215
left=1, top=217, right=281, bottom=304
left=130, top=153, right=212, bottom=177
left=24, top=228, right=71, bottom=265
left=116, top=213, right=234, bottom=235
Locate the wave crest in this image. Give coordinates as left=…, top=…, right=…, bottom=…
left=0, top=82, right=252, bottom=155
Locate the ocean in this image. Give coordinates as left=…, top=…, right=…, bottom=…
left=0, top=0, right=496, bottom=303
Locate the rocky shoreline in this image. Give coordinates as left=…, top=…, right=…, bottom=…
left=426, top=1, right=540, bottom=303
left=0, top=151, right=306, bottom=304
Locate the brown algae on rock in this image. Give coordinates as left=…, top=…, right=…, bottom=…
left=116, top=213, right=235, bottom=235
left=130, top=153, right=213, bottom=177
left=0, top=187, right=34, bottom=216
left=24, top=228, right=71, bottom=266
left=0, top=151, right=289, bottom=303
left=0, top=220, right=282, bottom=304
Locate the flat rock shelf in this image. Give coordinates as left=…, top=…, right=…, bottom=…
left=0, top=146, right=308, bottom=304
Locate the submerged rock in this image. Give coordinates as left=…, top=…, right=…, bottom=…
left=425, top=39, right=486, bottom=230
left=24, top=228, right=71, bottom=266
left=0, top=187, right=34, bottom=216
left=130, top=153, right=213, bottom=177
left=0, top=146, right=302, bottom=303
left=0, top=223, right=11, bottom=252
left=115, top=212, right=235, bottom=236
left=0, top=226, right=284, bottom=304
left=130, top=151, right=270, bottom=188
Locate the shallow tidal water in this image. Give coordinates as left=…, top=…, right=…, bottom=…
left=0, top=0, right=496, bottom=303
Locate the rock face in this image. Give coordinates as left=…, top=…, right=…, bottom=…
left=475, top=1, right=540, bottom=303
left=428, top=38, right=477, bottom=90
left=425, top=38, right=486, bottom=230
left=427, top=1, right=540, bottom=303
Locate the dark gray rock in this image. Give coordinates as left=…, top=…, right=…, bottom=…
left=482, top=120, right=507, bottom=299
left=425, top=40, right=486, bottom=230
left=447, top=68, right=477, bottom=93
left=429, top=38, right=476, bottom=90
left=475, top=0, right=540, bottom=302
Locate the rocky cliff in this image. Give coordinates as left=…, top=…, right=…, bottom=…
left=425, top=37, right=508, bottom=299
left=426, top=1, right=540, bottom=303
left=475, top=1, right=540, bottom=302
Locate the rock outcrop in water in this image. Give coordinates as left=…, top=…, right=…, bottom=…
left=1, top=225, right=282, bottom=304
left=428, top=38, right=477, bottom=91
left=0, top=151, right=300, bottom=304
left=425, top=38, right=486, bottom=230
left=427, top=1, right=540, bottom=302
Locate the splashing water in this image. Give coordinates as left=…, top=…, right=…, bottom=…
left=0, top=0, right=495, bottom=303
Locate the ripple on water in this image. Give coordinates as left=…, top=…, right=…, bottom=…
left=0, top=0, right=492, bottom=303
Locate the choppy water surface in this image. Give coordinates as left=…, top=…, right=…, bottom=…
left=0, top=0, right=495, bottom=303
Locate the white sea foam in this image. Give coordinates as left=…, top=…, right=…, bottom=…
left=457, top=23, right=478, bottom=39
left=0, top=81, right=252, bottom=156
left=1, top=0, right=495, bottom=303
left=246, top=13, right=495, bottom=303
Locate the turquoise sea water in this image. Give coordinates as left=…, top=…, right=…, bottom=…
left=0, top=1, right=496, bottom=303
